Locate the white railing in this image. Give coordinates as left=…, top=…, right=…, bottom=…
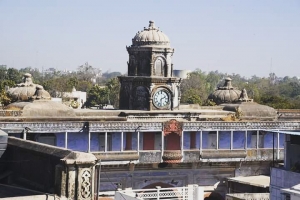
left=115, top=185, right=203, bottom=200
left=136, top=187, right=188, bottom=199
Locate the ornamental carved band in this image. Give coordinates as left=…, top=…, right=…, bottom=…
left=163, top=119, right=183, bottom=136
left=162, top=150, right=183, bottom=163
left=80, top=169, right=92, bottom=199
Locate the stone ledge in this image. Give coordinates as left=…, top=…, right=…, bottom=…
left=8, top=137, right=72, bottom=158
left=8, top=137, right=97, bottom=164
left=200, top=150, right=247, bottom=159
left=94, top=152, right=139, bottom=161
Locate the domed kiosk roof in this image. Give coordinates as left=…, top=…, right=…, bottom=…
left=208, top=77, right=241, bottom=105
left=132, top=21, right=170, bottom=47
left=5, top=73, right=75, bottom=118
left=7, top=73, right=51, bottom=102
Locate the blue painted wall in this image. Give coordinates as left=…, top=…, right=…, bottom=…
left=33, top=130, right=285, bottom=152
left=219, top=131, right=231, bottom=149
left=233, top=131, right=245, bottom=149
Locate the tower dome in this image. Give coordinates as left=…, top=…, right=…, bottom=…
left=208, top=77, right=241, bottom=105
left=132, top=21, right=170, bottom=47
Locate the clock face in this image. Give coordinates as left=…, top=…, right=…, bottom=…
left=153, top=89, right=170, bottom=108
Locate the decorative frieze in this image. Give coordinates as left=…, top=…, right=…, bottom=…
left=1, top=121, right=300, bottom=133
left=162, top=150, right=182, bottom=163
left=183, top=121, right=300, bottom=131
left=79, top=169, right=92, bottom=199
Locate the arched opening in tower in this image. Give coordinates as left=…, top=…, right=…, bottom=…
left=154, top=58, right=164, bottom=76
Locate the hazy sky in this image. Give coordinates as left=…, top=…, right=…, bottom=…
left=0, top=0, right=299, bottom=78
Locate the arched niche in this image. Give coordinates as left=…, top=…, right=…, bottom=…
left=154, top=57, right=165, bottom=76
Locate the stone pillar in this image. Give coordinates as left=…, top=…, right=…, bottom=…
left=57, top=152, right=97, bottom=200
left=68, top=165, right=76, bottom=199
left=55, top=164, right=66, bottom=197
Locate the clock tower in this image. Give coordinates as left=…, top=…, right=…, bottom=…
left=118, top=21, right=181, bottom=111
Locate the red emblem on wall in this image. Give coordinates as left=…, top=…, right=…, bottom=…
left=163, top=119, right=183, bottom=136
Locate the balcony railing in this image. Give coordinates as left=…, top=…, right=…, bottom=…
left=115, top=185, right=204, bottom=200
left=11, top=129, right=285, bottom=163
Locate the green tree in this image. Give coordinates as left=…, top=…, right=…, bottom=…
left=106, top=77, right=120, bottom=108
left=0, top=89, right=11, bottom=106
left=43, top=77, right=69, bottom=97
left=76, top=80, right=93, bottom=92
left=67, top=77, right=79, bottom=89
left=77, top=63, right=100, bottom=82
left=102, top=71, right=122, bottom=79
left=205, top=71, right=223, bottom=93
left=85, top=85, right=109, bottom=107
left=181, top=69, right=208, bottom=105
left=0, top=65, right=8, bottom=82
left=19, top=67, right=43, bottom=84
left=260, top=95, right=294, bottom=109
left=7, top=68, right=22, bottom=83
left=181, top=89, right=202, bottom=105
left=0, top=80, right=15, bottom=91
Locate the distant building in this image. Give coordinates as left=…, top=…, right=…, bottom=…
left=173, top=69, right=191, bottom=79
left=43, top=67, right=56, bottom=74
left=61, top=87, right=87, bottom=109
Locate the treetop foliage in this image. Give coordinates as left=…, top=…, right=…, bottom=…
left=0, top=65, right=299, bottom=109
left=180, top=70, right=300, bottom=109
left=0, top=65, right=121, bottom=107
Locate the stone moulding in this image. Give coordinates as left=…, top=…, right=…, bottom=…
left=0, top=121, right=300, bottom=132
left=94, top=152, right=139, bottom=161
left=132, top=41, right=170, bottom=46
left=200, top=150, right=247, bottom=159
left=119, top=76, right=181, bottom=83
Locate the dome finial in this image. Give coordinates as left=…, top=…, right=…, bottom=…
left=223, top=77, right=233, bottom=89
left=132, top=21, right=170, bottom=46
left=149, top=20, right=155, bottom=29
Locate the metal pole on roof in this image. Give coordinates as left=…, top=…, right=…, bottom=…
left=273, top=132, right=275, bottom=167
left=95, top=160, right=101, bottom=200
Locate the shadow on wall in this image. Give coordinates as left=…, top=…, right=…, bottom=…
left=142, top=182, right=174, bottom=189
